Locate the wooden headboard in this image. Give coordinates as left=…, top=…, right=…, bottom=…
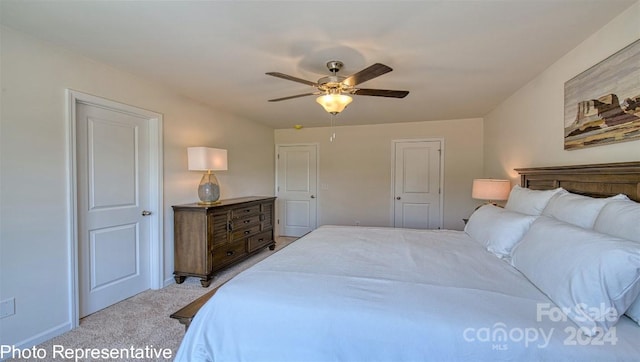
left=515, top=161, right=640, bottom=202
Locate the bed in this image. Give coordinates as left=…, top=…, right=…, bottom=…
left=175, top=161, right=640, bottom=361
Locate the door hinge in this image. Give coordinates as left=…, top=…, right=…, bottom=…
left=439, top=187, right=441, bottom=194
left=277, top=219, right=280, bottom=225
left=277, top=154, right=280, bottom=159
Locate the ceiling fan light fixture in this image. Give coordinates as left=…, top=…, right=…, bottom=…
left=316, top=94, right=353, bottom=114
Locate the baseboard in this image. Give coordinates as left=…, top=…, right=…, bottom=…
left=1, top=322, right=72, bottom=361
left=163, top=276, right=176, bottom=288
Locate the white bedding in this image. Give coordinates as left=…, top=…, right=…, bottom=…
left=175, top=225, right=640, bottom=361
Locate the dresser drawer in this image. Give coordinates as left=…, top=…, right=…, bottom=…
left=247, top=230, right=273, bottom=252
left=231, top=224, right=261, bottom=241
left=230, top=214, right=261, bottom=230
left=212, top=240, right=246, bottom=266
left=231, top=204, right=261, bottom=218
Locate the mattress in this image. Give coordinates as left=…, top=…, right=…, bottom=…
left=175, top=225, right=640, bottom=361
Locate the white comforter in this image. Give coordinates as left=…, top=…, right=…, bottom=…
left=175, top=226, right=640, bottom=361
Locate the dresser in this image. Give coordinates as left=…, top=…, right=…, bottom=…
left=172, top=196, right=276, bottom=287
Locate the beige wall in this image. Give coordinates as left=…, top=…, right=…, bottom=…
left=484, top=2, right=640, bottom=183
left=0, top=27, right=274, bottom=347
left=275, top=118, right=484, bottom=231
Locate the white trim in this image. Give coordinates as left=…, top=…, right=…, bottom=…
left=66, top=90, right=164, bottom=328
left=12, top=321, right=73, bottom=351
left=163, top=276, right=178, bottom=288
left=390, top=138, right=445, bottom=229
left=274, top=143, right=320, bottom=236
left=65, top=89, right=80, bottom=330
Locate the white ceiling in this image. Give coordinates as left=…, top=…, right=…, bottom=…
left=1, top=0, right=635, bottom=129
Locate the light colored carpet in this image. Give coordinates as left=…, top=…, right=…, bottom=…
left=16, top=237, right=296, bottom=362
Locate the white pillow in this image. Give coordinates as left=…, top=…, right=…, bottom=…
left=593, top=199, right=640, bottom=326
left=594, top=199, right=640, bottom=242
left=464, top=204, right=537, bottom=259
left=504, top=185, right=564, bottom=216
left=542, top=192, right=627, bottom=229
left=511, top=216, right=640, bottom=336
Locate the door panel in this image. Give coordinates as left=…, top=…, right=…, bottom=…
left=77, top=103, right=150, bottom=317
left=89, top=120, right=137, bottom=207
left=394, top=140, right=442, bottom=229
left=276, top=145, right=318, bottom=237
left=402, top=148, right=430, bottom=193
left=284, top=151, right=311, bottom=191
left=400, top=203, right=432, bottom=229
left=90, top=224, right=138, bottom=289
left=284, top=200, right=312, bottom=228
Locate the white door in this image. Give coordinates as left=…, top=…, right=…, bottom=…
left=76, top=102, right=151, bottom=317
left=276, top=144, right=318, bottom=237
left=393, top=140, right=442, bottom=229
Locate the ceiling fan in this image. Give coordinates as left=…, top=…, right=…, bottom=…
left=266, top=60, right=409, bottom=114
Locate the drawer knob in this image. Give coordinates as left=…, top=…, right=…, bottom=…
left=226, top=251, right=234, bottom=256
left=243, top=220, right=250, bottom=224
left=244, top=230, right=251, bottom=235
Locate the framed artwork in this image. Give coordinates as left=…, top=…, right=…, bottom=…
left=564, top=39, right=640, bottom=150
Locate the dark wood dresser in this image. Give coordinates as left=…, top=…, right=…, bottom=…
left=172, top=196, right=276, bottom=287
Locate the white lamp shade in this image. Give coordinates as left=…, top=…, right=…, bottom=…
left=187, top=147, right=228, bottom=171
left=472, top=179, right=511, bottom=201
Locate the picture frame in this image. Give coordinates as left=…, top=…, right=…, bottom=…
left=564, top=39, right=640, bottom=150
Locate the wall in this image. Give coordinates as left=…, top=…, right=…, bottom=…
left=275, top=118, right=484, bottom=231
left=0, top=27, right=274, bottom=348
left=484, top=2, right=640, bottom=182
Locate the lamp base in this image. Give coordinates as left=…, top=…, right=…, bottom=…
left=474, top=201, right=501, bottom=211
left=197, top=172, right=221, bottom=204
left=197, top=200, right=222, bottom=206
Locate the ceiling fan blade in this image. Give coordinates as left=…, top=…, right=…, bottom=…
left=268, top=92, right=318, bottom=102
left=354, top=88, right=409, bottom=98
left=265, top=72, right=318, bottom=87
left=343, top=63, right=393, bottom=86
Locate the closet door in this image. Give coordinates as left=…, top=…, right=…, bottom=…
left=393, top=140, right=442, bottom=229
left=77, top=102, right=151, bottom=317
left=276, top=144, right=318, bottom=237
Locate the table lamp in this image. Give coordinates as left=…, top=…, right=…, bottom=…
left=188, top=147, right=228, bottom=204
left=471, top=179, right=511, bottom=206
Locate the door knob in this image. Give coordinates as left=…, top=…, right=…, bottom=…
left=310, top=195, right=316, bottom=199
left=142, top=210, right=152, bottom=216
left=396, top=197, right=401, bottom=200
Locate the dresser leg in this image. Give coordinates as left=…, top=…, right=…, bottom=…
left=269, top=243, right=275, bottom=251
left=174, top=275, right=186, bottom=284
left=200, top=277, right=212, bottom=288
